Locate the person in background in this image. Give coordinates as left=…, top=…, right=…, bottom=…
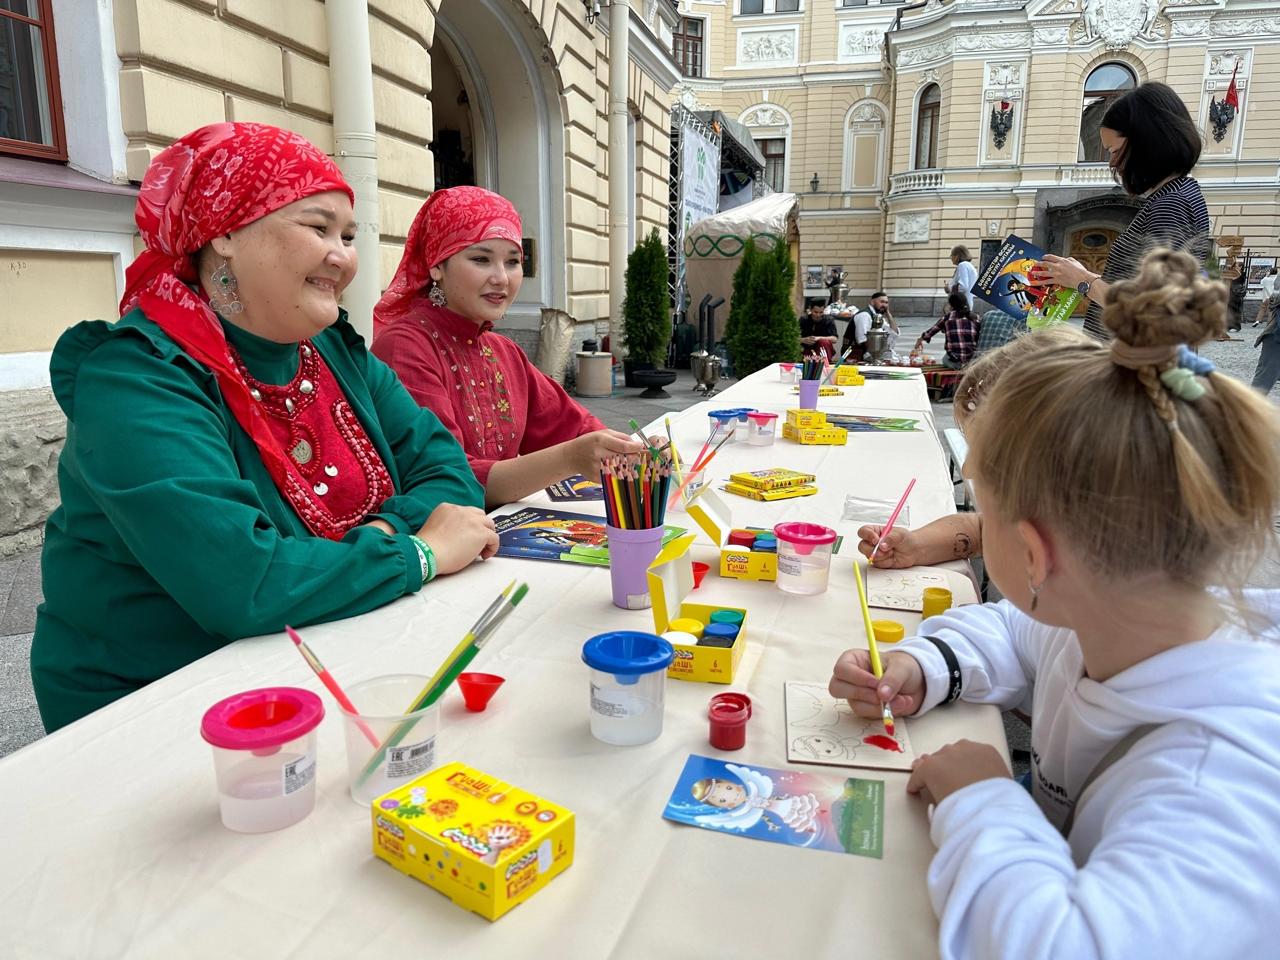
left=32, top=123, right=497, bottom=733
left=1036, top=82, right=1209, bottom=340
left=831, top=249, right=1280, bottom=960
left=946, top=245, right=978, bottom=312
left=841, top=291, right=896, bottom=361
left=800, top=300, right=838, bottom=361
left=372, top=187, right=644, bottom=508
left=1251, top=295, right=1280, bottom=396
left=1253, top=267, right=1277, bottom=327
left=916, top=291, right=981, bottom=369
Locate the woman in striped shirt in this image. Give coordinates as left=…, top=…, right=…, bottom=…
left=1037, top=83, right=1209, bottom=340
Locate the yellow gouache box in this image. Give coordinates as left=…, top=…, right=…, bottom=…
left=782, top=422, right=849, bottom=445
left=687, top=487, right=777, bottom=582
left=786, top=408, right=827, bottom=429
left=647, top=532, right=747, bottom=683
left=371, top=762, right=575, bottom=921
left=834, top=367, right=866, bottom=386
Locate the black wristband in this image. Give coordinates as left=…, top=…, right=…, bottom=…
left=921, top=635, right=962, bottom=705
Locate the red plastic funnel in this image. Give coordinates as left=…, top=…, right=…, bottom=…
left=457, top=672, right=505, bottom=712
left=691, top=562, right=710, bottom=589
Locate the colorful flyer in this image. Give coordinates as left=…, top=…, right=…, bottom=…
left=546, top=475, right=605, bottom=502
left=494, top=507, right=685, bottom=566
left=973, top=233, right=1081, bottom=328
left=661, top=754, right=884, bottom=858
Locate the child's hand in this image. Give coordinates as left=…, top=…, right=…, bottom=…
left=829, top=649, right=925, bottom=720
left=906, top=740, right=1011, bottom=806
left=858, top=524, right=919, bottom=568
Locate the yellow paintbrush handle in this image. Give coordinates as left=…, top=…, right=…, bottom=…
left=853, top=560, right=883, bottom=678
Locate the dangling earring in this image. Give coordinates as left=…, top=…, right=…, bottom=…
left=209, top=258, right=244, bottom=315
left=1028, top=578, right=1043, bottom=613
left=427, top=282, right=447, bottom=307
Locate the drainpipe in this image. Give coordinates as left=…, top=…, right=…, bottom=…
left=608, top=0, right=631, bottom=354
left=326, top=0, right=381, bottom=344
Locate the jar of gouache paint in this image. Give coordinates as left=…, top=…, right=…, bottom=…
left=201, top=687, right=324, bottom=833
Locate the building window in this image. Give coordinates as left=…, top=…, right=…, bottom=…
left=1079, top=62, right=1136, bottom=163
left=739, top=0, right=800, bottom=14
left=756, top=137, right=786, bottom=192
left=841, top=0, right=869, bottom=6
left=0, top=0, right=66, bottom=161
left=914, top=84, right=940, bottom=170
left=673, top=17, right=705, bottom=78
left=843, top=104, right=885, bottom=190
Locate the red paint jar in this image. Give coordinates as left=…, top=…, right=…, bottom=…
left=708, top=693, right=751, bottom=751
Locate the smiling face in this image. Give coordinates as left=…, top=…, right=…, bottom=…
left=703, top=780, right=746, bottom=809
left=206, top=191, right=357, bottom=343
left=431, top=240, right=524, bottom=326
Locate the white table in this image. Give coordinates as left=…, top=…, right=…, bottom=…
left=0, top=399, right=1002, bottom=959
left=717, top=363, right=933, bottom=420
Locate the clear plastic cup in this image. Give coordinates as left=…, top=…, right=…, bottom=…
left=707, top=412, right=739, bottom=444
left=773, top=522, right=839, bottom=595
left=581, top=631, right=674, bottom=746
left=667, top=468, right=706, bottom=514
left=779, top=362, right=798, bottom=383
left=340, top=674, right=441, bottom=806
left=201, top=687, right=324, bottom=833
left=746, top=412, right=778, bottom=446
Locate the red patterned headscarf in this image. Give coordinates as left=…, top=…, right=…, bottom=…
left=121, top=122, right=355, bottom=536
left=373, top=186, right=522, bottom=335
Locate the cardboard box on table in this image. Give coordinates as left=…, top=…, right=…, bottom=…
left=685, top=487, right=779, bottom=582
left=646, top=531, right=748, bottom=683
left=371, top=762, right=575, bottom=921
left=833, top=367, right=866, bottom=386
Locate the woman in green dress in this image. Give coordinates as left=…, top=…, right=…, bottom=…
left=32, top=123, right=498, bottom=732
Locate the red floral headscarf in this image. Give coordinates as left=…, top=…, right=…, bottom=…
left=373, top=186, right=522, bottom=335
left=121, top=122, right=355, bottom=535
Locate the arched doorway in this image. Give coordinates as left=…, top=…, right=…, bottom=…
left=429, top=0, right=567, bottom=323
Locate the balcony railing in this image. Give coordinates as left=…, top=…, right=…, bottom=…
left=1059, top=164, right=1115, bottom=185
left=888, top=170, right=944, bottom=194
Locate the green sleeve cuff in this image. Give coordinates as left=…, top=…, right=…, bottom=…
left=367, top=511, right=412, bottom=535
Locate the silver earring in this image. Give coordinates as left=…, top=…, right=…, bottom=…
left=427, top=282, right=447, bottom=307
left=1028, top=578, right=1043, bottom=613
left=210, top=259, right=244, bottom=315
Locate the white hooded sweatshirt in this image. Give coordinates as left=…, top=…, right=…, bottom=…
left=895, top=590, right=1280, bottom=960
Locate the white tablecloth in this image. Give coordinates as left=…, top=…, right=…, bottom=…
left=0, top=391, right=1002, bottom=960
left=719, top=363, right=933, bottom=420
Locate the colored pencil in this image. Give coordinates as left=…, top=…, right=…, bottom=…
left=852, top=561, right=895, bottom=737
left=286, top=625, right=380, bottom=748
left=867, top=478, right=917, bottom=565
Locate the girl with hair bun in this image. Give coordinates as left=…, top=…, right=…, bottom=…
left=830, top=248, right=1280, bottom=959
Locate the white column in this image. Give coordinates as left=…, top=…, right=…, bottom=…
left=608, top=1, right=632, bottom=353
left=325, top=0, right=381, bottom=344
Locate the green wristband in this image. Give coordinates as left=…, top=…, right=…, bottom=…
left=409, top=535, right=437, bottom=583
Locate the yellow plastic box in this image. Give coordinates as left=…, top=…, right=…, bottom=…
left=647, top=532, right=748, bottom=683
left=371, top=762, right=575, bottom=921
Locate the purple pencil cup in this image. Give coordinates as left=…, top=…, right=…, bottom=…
left=798, top=378, right=820, bottom=410
left=606, top=524, right=665, bottom=610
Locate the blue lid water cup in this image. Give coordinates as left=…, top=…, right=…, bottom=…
left=581, top=631, right=674, bottom=746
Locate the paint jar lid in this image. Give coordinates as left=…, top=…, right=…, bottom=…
left=201, top=687, right=324, bottom=751
left=709, top=609, right=744, bottom=626
left=669, top=617, right=705, bottom=636
left=727, top=530, right=756, bottom=548
left=872, top=620, right=905, bottom=645
left=661, top=631, right=699, bottom=646
left=703, top=622, right=739, bottom=640
left=709, top=691, right=753, bottom=718
left=753, top=540, right=777, bottom=553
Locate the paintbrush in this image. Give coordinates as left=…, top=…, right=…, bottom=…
left=853, top=560, right=894, bottom=737
left=868, top=478, right=916, bottom=566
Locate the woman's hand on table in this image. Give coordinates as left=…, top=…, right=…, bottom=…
left=416, top=503, right=499, bottom=573
left=569, top=429, right=645, bottom=476
left=858, top=524, right=919, bottom=569
left=906, top=740, right=1011, bottom=806
left=829, top=649, right=925, bottom=721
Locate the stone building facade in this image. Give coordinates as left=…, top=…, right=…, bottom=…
left=674, top=0, right=1280, bottom=315
left=0, top=0, right=680, bottom=552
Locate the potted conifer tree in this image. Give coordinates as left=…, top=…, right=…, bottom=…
left=621, top=229, right=671, bottom=386
left=725, top=239, right=800, bottom=379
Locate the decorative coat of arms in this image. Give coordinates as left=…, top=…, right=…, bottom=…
left=1081, top=0, right=1162, bottom=49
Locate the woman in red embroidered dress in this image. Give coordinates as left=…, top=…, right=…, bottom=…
left=33, top=123, right=497, bottom=732
left=372, top=187, right=644, bottom=507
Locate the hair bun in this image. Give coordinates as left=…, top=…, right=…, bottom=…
left=1103, top=248, right=1226, bottom=349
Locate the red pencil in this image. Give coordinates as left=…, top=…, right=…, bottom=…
left=286, top=625, right=380, bottom=748
left=868, top=478, right=916, bottom=565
